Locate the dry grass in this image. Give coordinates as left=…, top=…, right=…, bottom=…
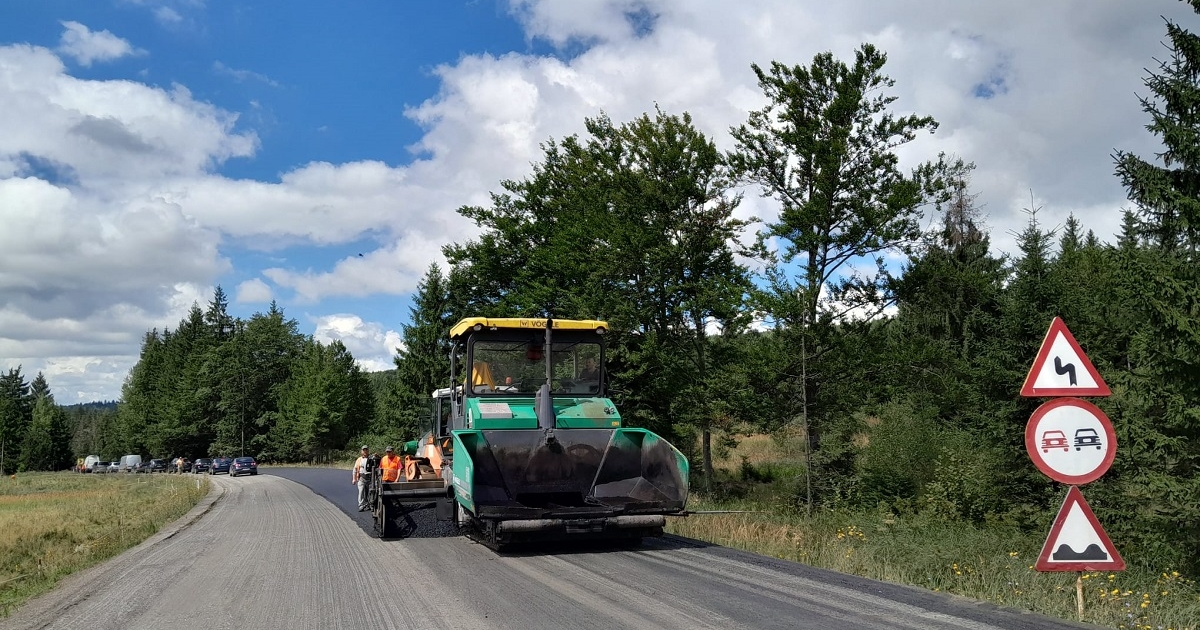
left=668, top=436, right=1200, bottom=630
left=0, top=472, right=209, bottom=616
left=667, top=500, right=1200, bottom=630
left=723, top=432, right=806, bottom=468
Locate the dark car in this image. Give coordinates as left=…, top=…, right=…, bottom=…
left=193, top=458, right=213, bottom=473
left=165, top=458, right=192, bottom=473
left=209, top=457, right=233, bottom=475
left=1074, top=428, right=1102, bottom=450
left=147, top=458, right=169, bottom=473
left=230, top=457, right=258, bottom=477
left=134, top=460, right=152, bottom=473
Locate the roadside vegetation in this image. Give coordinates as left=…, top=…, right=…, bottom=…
left=666, top=435, right=1200, bottom=630
left=0, top=472, right=209, bottom=616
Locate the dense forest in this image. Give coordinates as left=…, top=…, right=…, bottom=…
left=2, top=4, right=1197, bottom=573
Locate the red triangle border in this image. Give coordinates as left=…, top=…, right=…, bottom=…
left=1021, top=317, right=1111, bottom=397
left=1035, top=486, right=1125, bottom=572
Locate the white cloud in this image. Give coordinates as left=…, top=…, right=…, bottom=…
left=507, top=0, right=662, bottom=47
left=0, top=45, right=257, bottom=184
left=154, top=7, right=184, bottom=25
left=56, top=21, right=141, bottom=67
left=235, top=278, right=274, bottom=304
left=262, top=236, right=445, bottom=303
left=212, top=61, right=279, bottom=87
left=311, top=314, right=402, bottom=372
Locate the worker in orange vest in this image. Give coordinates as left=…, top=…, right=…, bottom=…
left=379, top=446, right=402, bottom=483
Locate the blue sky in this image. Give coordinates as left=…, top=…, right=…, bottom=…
left=1, top=0, right=1193, bottom=403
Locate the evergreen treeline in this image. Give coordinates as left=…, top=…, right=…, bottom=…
left=0, top=369, right=73, bottom=474
left=2, top=290, right=379, bottom=470
left=114, top=288, right=375, bottom=463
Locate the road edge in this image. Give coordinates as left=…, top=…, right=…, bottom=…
left=2, top=476, right=228, bottom=628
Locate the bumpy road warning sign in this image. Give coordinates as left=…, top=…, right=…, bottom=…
left=1036, top=486, right=1125, bottom=572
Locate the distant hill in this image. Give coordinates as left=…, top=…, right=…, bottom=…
left=366, top=369, right=398, bottom=394
left=62, top=401, right=119, bottom=411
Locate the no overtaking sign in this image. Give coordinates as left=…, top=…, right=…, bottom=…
left=1025, top=397, right=1117, bottom=485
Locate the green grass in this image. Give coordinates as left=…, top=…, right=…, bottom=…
left=0, top=472, right=209, bottom=616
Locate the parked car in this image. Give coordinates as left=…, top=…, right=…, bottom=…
left=92, top=461, right=111, bottom=474
left=147, top=458, right=169, bottom=473
left=209, top=457, right=233, bottom=475
left=119, top=454, right=143, bottom=473
left=134, top=460, right=152, bottom=473
left=166, top=458, right=192, bottom=473
left=193, top=458, right=213, bottom=473
left=107, top=461, right=121, bottom=473
left=230, top=457, right=258, bottom=477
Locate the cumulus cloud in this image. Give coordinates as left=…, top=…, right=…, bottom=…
left=263, top=235, right=445, bottom=303
left=311, top=314, right=403, bottom=372
left=0, top=35, right=249, bottom=402
left=56, top=21, right=142, bottom=67
left=235, top=278, right=274, bottom=304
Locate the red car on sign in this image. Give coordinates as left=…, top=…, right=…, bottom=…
left=1041, top=430, right=1069, bottom=453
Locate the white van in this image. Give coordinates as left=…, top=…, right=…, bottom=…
left=83, top=455, right=100, bottom=472
left=119, top=454, right=142, bottom=473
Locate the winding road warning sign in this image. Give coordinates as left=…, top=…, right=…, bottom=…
left=1021, top=317, right=1110, bottom=397
left=1025, top=397, right=1117, bottom=485
left=1036, top=486, right=1125, bottom=572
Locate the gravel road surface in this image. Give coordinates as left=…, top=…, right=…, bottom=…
left=2, top=468, right=1102, bottom=630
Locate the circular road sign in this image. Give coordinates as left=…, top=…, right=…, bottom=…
left=1025, top=397, right=1117, bottom=485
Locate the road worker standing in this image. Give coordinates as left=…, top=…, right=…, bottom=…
left=379, top=446, right=402, bottom=483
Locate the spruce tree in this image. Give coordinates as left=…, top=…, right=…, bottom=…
left=1103, top=1, right=1200, bottom=571
left=1114, top=0, right=1200, bottom=253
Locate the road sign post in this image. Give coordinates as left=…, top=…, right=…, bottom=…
left=1021, top=317, right=1123, bottom=620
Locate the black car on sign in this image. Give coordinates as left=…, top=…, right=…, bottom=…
left=209, top=457, right=232, bottom=475
left=193, top=458, right=213, bottom=473
left=230, top=457, right=258, bottom=477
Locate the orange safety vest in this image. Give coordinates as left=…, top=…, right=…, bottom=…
left=379, top=454, right=402, bottom=482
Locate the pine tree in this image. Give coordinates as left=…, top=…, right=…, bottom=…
left=19, top=394, right=72, bottom=472
left=387, top=263, right=455, bottom=440
left=1100, top=2, right=1200, bottom=570
left=1114, top=0, right=1200, bottom=253
left=0, top=368, right=32, bottom=474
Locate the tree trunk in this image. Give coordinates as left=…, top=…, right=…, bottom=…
left=801, top=320, right=812, bottom=518
left=702, top=429, right=713, bottom=492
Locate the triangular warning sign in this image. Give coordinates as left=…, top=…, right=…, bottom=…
left=1021, top=317, right=1110, bottom=397
left=1036, top=486, right=1125, bottom=572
